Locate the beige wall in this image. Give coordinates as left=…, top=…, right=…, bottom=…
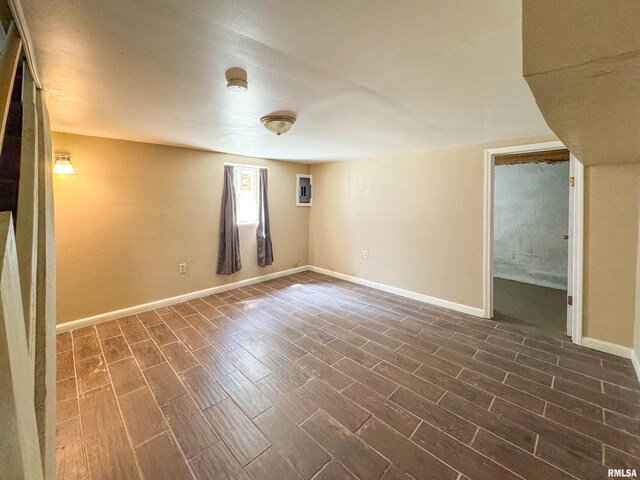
left=634, top=202, right=640, bottom=363
left=583, top=163, right=640, bottom=347
left=309, top=144, right=640, bottom=349
left=522, top=1, right=640, bottom=167
left=309, top=135, right=555, bottom=311
left=54, top=131, right=640, bottom=354
left=523, top=0, right=640, bottom=76
left=52, top=133, right=309, bottom=323
left=522, top=0, right=640, bottom=356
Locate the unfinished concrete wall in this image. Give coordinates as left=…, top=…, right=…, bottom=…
left=493, top=162, right=569, bottom=289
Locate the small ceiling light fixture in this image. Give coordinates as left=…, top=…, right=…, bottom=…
left=226, top=67, right=248, bottom=91
left=260, top=114, right=296, bottom=136
left=227, top=77, right=248, bottom=91
left=53, top=153, right=75, bottom=175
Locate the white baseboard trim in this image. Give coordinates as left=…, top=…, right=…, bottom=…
left=56, top=265, right=311, bottom=332
left=50, top=263, right=640, bottom=379
left=578, top=338, right=639, bottom=380
left=631, top=348, right=640, bottom=384
left=580, top=337, right=633, bottom=359
left=308, top=266, right=484, bottom=318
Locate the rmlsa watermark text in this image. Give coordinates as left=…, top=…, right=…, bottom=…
left=608, top=469, right=638, bottom=478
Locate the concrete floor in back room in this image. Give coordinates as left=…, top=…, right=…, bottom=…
left=493, top=277, right=567, bottom=335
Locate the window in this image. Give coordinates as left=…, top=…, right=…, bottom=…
left=234, top=166, right=258, bottom=223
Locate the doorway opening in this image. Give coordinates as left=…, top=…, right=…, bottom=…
left=483, top=142, right=584, bottom=343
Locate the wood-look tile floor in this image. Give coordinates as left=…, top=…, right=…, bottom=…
left=56, top=272, right=640, bottom=480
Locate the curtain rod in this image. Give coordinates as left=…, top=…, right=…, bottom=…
left=224, top=162, right=267, bottom=169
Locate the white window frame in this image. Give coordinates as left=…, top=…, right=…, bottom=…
left=226, top=163, right=261, bottom=224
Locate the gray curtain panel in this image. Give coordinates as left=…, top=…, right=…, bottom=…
left=257, top=167, right=274, bottom=267
left=217, top=165, right=242, bottom=274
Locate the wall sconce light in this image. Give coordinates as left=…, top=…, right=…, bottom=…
left=53, top=153, right=75, bottom=175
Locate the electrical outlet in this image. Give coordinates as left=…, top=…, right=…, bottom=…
left=179, top=263, right=187, bottom=274
left=363, top=250, right=369, bottom=259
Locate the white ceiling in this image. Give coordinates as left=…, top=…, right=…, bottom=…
left=22, top=0, right=551, bottom=162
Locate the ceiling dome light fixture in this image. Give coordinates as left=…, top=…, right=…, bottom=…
left=226, top=67, right=248, bottom=91
left=227, top=77, right=247, bottom=91
left=260, top=114, right=296, bottom=136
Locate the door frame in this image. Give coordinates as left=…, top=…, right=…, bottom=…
left=483, top=141, right=584, bottom=344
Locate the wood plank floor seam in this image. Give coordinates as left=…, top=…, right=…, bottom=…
left=55, top=272, right=640, bottom=480
left=94, top=324, right=144, bottom=479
